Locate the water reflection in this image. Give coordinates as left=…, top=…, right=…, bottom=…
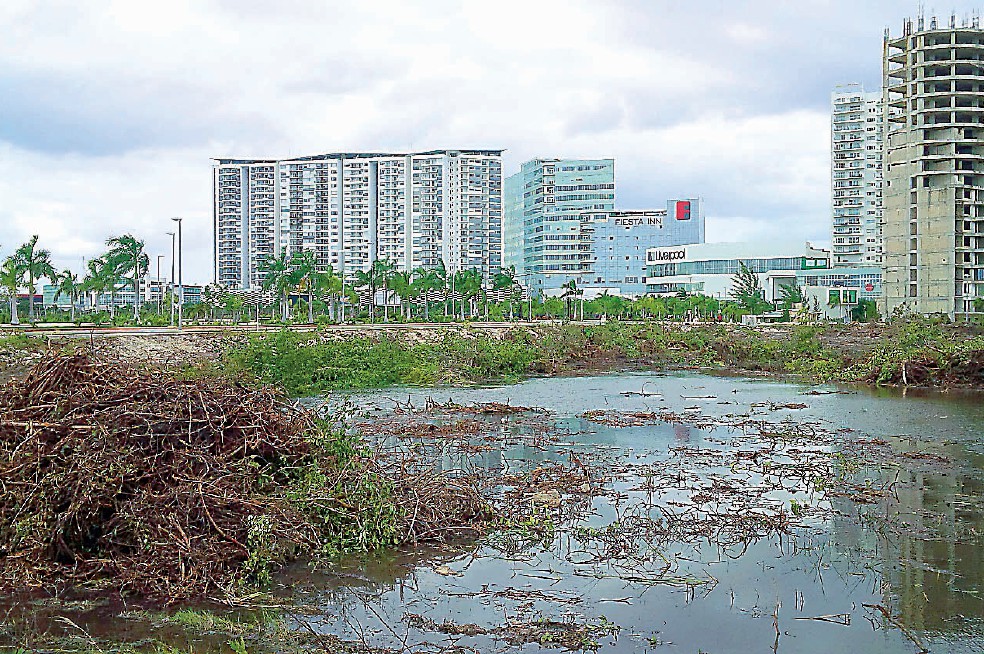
left=4, top=373, right=982, bottom=653
left=328, top=373, right=984, bottom=653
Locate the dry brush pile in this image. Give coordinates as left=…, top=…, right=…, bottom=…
left=0, top=353, right=488, bottom=600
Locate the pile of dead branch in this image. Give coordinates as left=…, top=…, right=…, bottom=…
left=0, top=353, right=488, bottom=600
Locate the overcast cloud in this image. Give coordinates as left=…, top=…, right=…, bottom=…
left=1, top=0, right=979, bottom=283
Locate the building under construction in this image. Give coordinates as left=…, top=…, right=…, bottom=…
left=882, top=13, right=984, bottom=319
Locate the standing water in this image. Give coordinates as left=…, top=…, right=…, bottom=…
left=4, top=372, right=983, bottom=653
left=299, top=372, right=984, bottom=653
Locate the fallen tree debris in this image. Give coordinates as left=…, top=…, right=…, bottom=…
left=0, top=352, right=489, bottom=600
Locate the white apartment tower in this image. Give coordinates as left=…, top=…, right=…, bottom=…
left=213, top=150, right=503, bottom=289
left=831, top=85, right=885, bottom=267
left=882, top=15, right=984, bottom=319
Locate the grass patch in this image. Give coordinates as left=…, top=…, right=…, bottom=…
left=213, top=320, right=984, bottom=393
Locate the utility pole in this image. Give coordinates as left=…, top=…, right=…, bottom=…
left=156, top=254, right=164, bottom=316
left=171, top=217, right=183, bottom=329
left=167, top=232, right=176, bottom=327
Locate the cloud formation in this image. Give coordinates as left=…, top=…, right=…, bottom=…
left=1, top=0, right=975, bottom=282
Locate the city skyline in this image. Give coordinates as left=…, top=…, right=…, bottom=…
left=4, top=2, right=977, bottom=283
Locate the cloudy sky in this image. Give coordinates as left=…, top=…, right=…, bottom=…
left=1, top=0, right=980, bottom=283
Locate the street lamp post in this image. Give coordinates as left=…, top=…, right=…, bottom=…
left=171, top=217, right=183, bottom=329
left=156, top=254, right=165, bottom=316
left=166, top=232, right=176, bottom=327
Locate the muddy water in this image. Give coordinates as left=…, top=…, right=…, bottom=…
left=4, top=373, right=983, bottom=653
left=302, top=373, right=984, bottom=653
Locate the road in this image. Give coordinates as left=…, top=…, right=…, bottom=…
left=0, top=321, right=579, bottom=339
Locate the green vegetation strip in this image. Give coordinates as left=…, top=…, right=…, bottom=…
left=215, top=320, right=984, bottom=395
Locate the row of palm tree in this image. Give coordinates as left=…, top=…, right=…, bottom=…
left=349, top=259, right=520, bottom=322
left=251, top=253, right=829, bottom=325
left=1, top=236, right=55, bottom=324
left=259, top=250, right=344, bottom=322
left=255, top=250, right=524, bottom=323
left=1, top=234, right=150, bottom=324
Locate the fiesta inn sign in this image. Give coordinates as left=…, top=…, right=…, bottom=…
left=614, top=216, right=662, bottom=226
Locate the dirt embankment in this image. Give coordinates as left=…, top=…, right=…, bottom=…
left=0, top=325, right=538, bottom=378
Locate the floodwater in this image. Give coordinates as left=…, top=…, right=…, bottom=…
left=5, top=372, right=984, bottom=653
left=299, top=372, right=984, bottom=653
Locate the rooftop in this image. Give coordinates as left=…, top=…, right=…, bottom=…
left=213, top=150, right=505, bottom=165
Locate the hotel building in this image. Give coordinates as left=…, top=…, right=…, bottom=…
left=503, top=157, right=704, bottom=297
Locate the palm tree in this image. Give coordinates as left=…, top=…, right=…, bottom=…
left=81, top=261, right=101, bottom=316
left=493, top=265, right=520, bottom=321
left=15, top=235, right=55, bottom=322
left=561, top=279, right=584, bottom=321
left=105, top=234, right=150, bottom=321
left=411, top=266, right=437, bottom=321
left=430, top=260, right=451, bottom=317
left=352, top=259, right=392, bottom=323
left=453, top=268, right=483, bottom=320
left=312, top=265, right=343, bottom=322
left=594, top=292, right=625, bottom=321
left=259, top=248, right=294, bottom=321
left=289, top=250, right=318, bottom=323
left=374, top=259, right=395, bottom=322
left=84, top=256, right=119, bottom=319
left=1, top=257, right=20, bottom=325
left=221, top=292, right=245, bottom=324
left=388, top=270, right=413, bottom=321
left=53, top=269, right=82, bottom=322
left=352, top=268, right=375, bottom=323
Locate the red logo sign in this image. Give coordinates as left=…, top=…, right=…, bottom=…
left=864, top=283, right=874, bottom=291
left=675, top=201, right=691, bottom=221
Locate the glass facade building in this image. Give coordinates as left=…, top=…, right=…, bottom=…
left=503, top=157, right=704, bottom=297
left=503, top=158, right=616, bottom=294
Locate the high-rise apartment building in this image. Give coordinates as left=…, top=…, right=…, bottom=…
left=214, top=161, right=278, bottom=290
left=882, top=15, right=984, bottom=319
left=831, top=84, right=885, bottom=267
left=213, top=150, right=503, bottom=289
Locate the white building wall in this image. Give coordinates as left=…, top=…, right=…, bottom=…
left=213, top=151, right=502, bottom=288
left=831, top=85, right=885, bottom=267
left=645, top=241, right=831, bottom=300
left=409, top=154, right=442, bottom=271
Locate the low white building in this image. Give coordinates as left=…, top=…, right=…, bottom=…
left=645, top=241, right=831, bottom=301
left=796, top=266, right=882, bottom=321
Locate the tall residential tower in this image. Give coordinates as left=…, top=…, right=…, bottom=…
left=213, top=150, right=503, bottom=289
left=831, top=84, right=885, bottom=267
left=882, top=15, right=984, bottom=318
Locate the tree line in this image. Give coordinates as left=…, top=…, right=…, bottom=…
left=1, top=234, right=150, bottom=325
left=252, top=250, right=525, bottom=324
left=1, top=237, right=872, bottom=326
